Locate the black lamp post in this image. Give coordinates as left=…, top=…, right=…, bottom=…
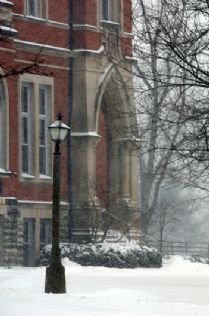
left=45, top=113, right=70, bottom=294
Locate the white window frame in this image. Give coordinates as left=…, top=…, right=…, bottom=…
left=21, top=82, right=33, bottom=176
left=20, top=75, right=53, bottom=181
left=100, top=0, right=112, bottom=21
left=100, top=0, right=120, bottom=24
left=39, top=85, right=49, bottom=176
left=25, top=0, right=47, bottom=19
left=26, top=0, right=35, bottom=17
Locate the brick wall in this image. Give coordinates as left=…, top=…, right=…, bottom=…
left=0, top=0, right=69, bottom=203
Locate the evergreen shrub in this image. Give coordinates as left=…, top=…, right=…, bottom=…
left=40, top=242, right=162, bottom=268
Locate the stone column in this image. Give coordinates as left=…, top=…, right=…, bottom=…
left=129, top=140, right=140, bottom=206
left=128, top=140, right=141, bottom=239
left=109, top=139, right=141, bottom=239
left=70, top=133, right=101, bottom=242
left=108, top=141, right=119, bottom=206
left=118, top=139, right=131, bottom=202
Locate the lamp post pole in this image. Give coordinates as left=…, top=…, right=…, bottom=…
left=45, top=113, right=70, bottom=294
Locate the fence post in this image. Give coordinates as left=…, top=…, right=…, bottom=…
left=185, top=242, right=187, bottom=255
left=171, top=242, right=174, bottom=255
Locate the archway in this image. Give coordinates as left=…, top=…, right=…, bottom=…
left=96, top=71, right=131, bottom=212
left=70, top=62, right=140, bottom=242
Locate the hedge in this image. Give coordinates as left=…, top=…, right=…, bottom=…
left=40, top=242, right=162, bottom=268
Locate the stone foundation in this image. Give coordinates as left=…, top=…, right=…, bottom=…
left=2, top=198, right=23, bottom=266
left=0, top=198, right=69, bottom=266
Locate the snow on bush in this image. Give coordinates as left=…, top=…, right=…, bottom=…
left=186, top=256, right=209, bottom=264
left=40, top=242, right=162, bottom=268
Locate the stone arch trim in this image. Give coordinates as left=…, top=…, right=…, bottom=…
left=95, top=62, right=139, bottom=208
left=70, top=58, right=140, bottom=241
left=95, top=63, right=131, bottom=134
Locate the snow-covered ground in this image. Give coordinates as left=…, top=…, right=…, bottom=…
left=0, top=256, right=209, bottom=316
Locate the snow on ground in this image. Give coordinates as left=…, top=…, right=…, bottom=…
left=0, top=256, right=209, bottom=316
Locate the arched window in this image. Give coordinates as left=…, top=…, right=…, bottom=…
left=0, top=79, right=6, bottom=170
left=25, top=0, right=47, bottom=19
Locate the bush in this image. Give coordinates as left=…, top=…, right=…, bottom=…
left=40, top=242, right=162, bottom=268
left=187, top=256, right=209, bottom=264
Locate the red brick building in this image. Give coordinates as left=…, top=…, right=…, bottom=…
left=0, top=0, right=139, bottom=266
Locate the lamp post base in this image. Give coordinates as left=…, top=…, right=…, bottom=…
left=45, top=262, right=66, bottom=294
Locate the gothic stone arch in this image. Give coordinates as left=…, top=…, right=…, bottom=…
left=71, top=56, right=140, bottom=241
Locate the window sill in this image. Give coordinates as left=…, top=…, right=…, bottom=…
left=39, top=175, right=52, bottom=180
left=100, top=20, right=119, bottom=25
left=25, top=14, right=46, bottom=21
left=13, top=14, right=69, bottom=30
left=22, top=173, right=35, bottom=179
left=100, top=20, right=120, bottom=32
left=21, top=173, right=52, bottom=182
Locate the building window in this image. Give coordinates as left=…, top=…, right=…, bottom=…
left=40, top=219, right=52, bottom=251
left=21, top=83, right=33, bottom=175
left=100, top=0, right=120, bottom=23
left=20, top=75, right=53, bottom=179
left=23, top=218, right=35, bottom=266
left=0, top=79, right=6, bottom=170
left=25, top=0, right=47, bottom=19
left=100, top=0, right=111, bottom=21
left=39, top=85, right=49, bottom=175
left=26, top=0, right=35, bottom=16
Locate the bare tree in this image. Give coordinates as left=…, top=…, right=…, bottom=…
left=0, top=29, right=50, bottom=78
left=147, top=187, right=194, bottom=249
left=131, top=0, right=209, bottom=235
left=132, top=0, right=187, bottom=233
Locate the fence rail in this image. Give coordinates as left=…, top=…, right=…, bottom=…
left=102, top=230, right=209, bottom=259
left=144, top=240, right=209, bottom=259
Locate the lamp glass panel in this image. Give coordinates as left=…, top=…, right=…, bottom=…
left=59, top=128, right=68, bottom=141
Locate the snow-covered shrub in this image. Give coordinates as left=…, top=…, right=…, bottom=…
left=40, top=242, right=162, bottom=268
left=187, top=256, right=209, bottom=264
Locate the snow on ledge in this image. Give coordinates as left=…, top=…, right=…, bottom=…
left=0, top=168, right=12, bottom=174
left=21, top=173, right=35, bottom=179
left=39, top=175, right=52, bottom=180
left=100, top=20, right=120, bottom=26
left=18, top=200, right=69, bottom=205
left=13, top=14, right=69, bottom=29
left=0, top=25, right=17, bottom=37
left=0, top=0, right=14, bottom=7
left=71, top=132, right=100, bottom=137
left=73, top=45, right=104, bottom=55
left=14, top=39, right=71, bottom=54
